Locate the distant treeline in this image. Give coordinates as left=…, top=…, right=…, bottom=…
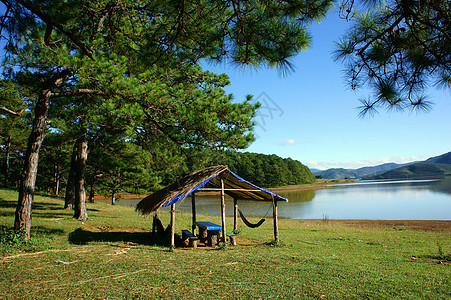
left=209, top=151, right=315, bottom=188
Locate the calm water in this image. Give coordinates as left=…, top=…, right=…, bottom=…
left=111, top=178, right=451, bottom=220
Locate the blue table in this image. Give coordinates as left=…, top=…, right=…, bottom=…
left=195, top=221, right=222, bottom=247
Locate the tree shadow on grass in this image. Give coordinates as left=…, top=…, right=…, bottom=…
left=0, top=198, right=99, bottom=216
left=0, top=199, right=17, bottom=217
left=0, top=199, right=18, bottom=209
left=68, top=228, right=177, bottom=247
left=33, top=202, right=69, bottom=211
left=33, top=212, right=74, bottom=218
left=1, top=225, right=65, bottom=238
left=0, top=211, right=15, bottom=217
left=32, top=226, right=66, bottom=236
left=0, top=198, right=65, bottom=212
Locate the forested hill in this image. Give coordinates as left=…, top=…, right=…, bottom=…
left=364, top=151, right=451, bottom=180
left=209, top=151, right=315, bottom=188
left=313, top=151, right=451, bottom=180
left=312, top=163, right=411, bottom=179
left=425, top=152, right=451, bottom=164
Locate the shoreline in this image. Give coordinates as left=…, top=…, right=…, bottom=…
left=291, top=219, right=451, bottom=232
left=269, top=179, right=359, bottom=192
left=95, top=179, right=359, bottom=200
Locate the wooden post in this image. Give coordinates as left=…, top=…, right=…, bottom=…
left=233, top=198, right=238, bottom=232
left=170, top=203, right=175, bottom=250
left=220, top=174, right=227, bottom=245
left=272, top=197, right=279, bottom=244
left=152, top=211, right=157, bottom=234
left=191, top=193, right=196, bottom=235
left=230, top=197, right=238, bottom=246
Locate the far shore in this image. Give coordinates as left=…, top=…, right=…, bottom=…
left=269, top=179, right=359, bottom=192
left=94, top=179, right=359, bottom=200
left=300, top=219, right=451, bottom=232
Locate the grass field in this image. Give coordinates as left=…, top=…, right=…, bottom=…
left=1, top=188, right=450, bottom=299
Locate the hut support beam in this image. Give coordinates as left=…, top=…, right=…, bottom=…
left=191, top=193, right=196, bottom=235
left=170, top=203, right=175, bottom=250
left=152, top=211, right=157, bottom=234
left=273, top=198, right=279, bottom=244
left=233, top=198, right=238, bottom=232
left=220, top=175, right=227, bottom=245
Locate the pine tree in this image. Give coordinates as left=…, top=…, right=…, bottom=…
left=335, top=0, right=450, bottom=116
left=1, top=0, right=333, bottom=238
left=0, top=80, right=30, bottom=188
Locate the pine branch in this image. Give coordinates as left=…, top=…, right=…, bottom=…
left=358, top=14, right=405, bottom=56
left=13, top=0, right=95, bottom=60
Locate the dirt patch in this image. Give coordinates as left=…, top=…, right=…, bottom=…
left=178, top=236, right=256, bottom=250
left=1, top=247, right=91, bottom=262
left=410, top=256, right=450, bottom=265
left=85, top=225, right=150, bottom=233
left=235, top=237, right=256, bottom=245
left=84, top=220, right=451, bottom=235
left=315, top=219, right=451, bottom=232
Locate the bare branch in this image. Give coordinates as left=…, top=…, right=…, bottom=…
left=88, top=126, right=106, bottom=152
left=0, top=105, right=22, bottom=116
left=51, top=89, right=105, bottom=98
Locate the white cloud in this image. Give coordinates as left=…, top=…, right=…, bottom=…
left=280, top=139, right=298, bottom=146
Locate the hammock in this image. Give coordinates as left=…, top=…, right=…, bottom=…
left=237, top=201, right=273, bottom=228
left=238, top=209, right=266, bottom=228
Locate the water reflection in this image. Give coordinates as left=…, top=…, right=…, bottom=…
left=430, top=177, right=451, bottom=195
left=104, top=178, right=451, bottom=220
left=277, top=189, right=315, bottom=203
left=283, top=178, right=451, bottom=220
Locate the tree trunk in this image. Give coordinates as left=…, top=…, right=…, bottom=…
left=64, top=141, right=77, bottom=209
left=54, top=163, right=60, bottom=195
left=67, top=124, right=103, bottom=212
left=15, top=87, right=53, bottom=236
left=111, top=188, right=116, bottom=205
left=88, top=175, right=96, bottom=203
left=4, top=134, right=11, bottom=187
left=15, top=125, right=44, bottom=238
left=14, top=70, right=71, bottom=239
left=73, top=132, right=88, bottom=221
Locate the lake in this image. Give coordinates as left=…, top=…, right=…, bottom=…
left=109, top=178, right=451, bottom=220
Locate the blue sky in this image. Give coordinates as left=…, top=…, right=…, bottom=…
left=204, top=8, right=451, bottom=170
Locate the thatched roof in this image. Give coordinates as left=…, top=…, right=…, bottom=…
left=136, top=165, right=287, bottom=215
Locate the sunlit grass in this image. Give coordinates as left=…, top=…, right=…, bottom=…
left=0, top=188, right=449, bottom=299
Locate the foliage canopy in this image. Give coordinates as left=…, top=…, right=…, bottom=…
left=0, top=0, right=334, bottom=237
left=335, top=0, right=450, bottom=116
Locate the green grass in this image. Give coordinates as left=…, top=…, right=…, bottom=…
left=1, top=188, right=450, bottom=299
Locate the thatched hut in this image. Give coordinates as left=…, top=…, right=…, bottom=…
left=136, top=165, right=287, bottom=248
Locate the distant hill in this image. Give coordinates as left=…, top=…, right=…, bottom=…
left=310, top=168, right=323, bottom=174
left=425, top=152, right=451, bottom=164
left=315, top=168, right=354, bottom=179
left=312, top=162, right=412, bottom=179
left=364, top=151, right=451, bottom=180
